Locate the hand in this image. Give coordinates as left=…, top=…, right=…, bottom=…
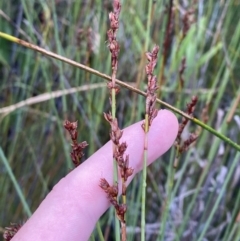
left=12, top=110, right=178, bottom=241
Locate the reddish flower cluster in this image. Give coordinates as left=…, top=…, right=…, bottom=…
left=64, top=120, right=88, bottom=168
left=108, top=0, right=121, bottom=70
left=102, top=2, right=132, bottom=239
left=99, top=178, right=127, bottom=222
left=186, top=95, right=198, bottom=114
left=3, top=223, right=22, bottom=241
left=179, top=133, right=198, bottom=153
left=104, top=112, right=134, bottom=186
left=142, top=45, right=160, bottom=130
left=101, top=111, right=133, bottom=224
left=107, top=0, right=121, bottom=94
left=177, top=96, right=197, bottom=140
left=176, top=96, right=198, bottom=154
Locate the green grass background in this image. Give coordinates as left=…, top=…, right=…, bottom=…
left=0, top=0, right=240, bottom=240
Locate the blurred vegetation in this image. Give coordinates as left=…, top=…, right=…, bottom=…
left=0, top=0, right=240, bottom=240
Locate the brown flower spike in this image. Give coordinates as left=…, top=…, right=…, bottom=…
left=3, top=223, right=22, bottom=241
left=142, top=45, right=160, bottom=130
left=101, top=2, right=133, bottom=241
left=64, top=120, right=88, bottom=168
left=103, top=112, right=134, bottom=185
left=107, top=0, right=121, bottom=93
left=176, top=96, right=199, bottom=154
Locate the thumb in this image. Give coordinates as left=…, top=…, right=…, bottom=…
left=12, top=109, right=178, bottom=241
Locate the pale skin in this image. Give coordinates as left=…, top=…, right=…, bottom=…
left=12, top=110, right=178, bottom=241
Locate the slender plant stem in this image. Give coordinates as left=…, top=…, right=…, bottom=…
left=111, top=59, right=120, bottom=241
left=158, top=0, right=173, bottom=96
left=107, top=1, right=122, bottom=239
left=0, top=32, right=239, bottom=152
left=90, top=235, right=95, bottom=241
left=145, top=0, right=153, bottom=52
left=140, top=6, right=153, bottom=239
left=141, top=114, right=149, bottom=241
left=50, top=0, right=66, bottom=113
left=141, top=148, right=147, bottom=241
left=0, top=147, right=32, bottom=217
left=158, top=149, right=179, bottom=241
left=96, top=221, right=105, bottom=241
left=111, top=87, right=118, bottom=183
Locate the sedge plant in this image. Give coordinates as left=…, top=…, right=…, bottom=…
left=1, top=1, right=240, bottom=241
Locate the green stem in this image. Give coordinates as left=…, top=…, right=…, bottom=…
left=158, top=149, right=178, bottom=241
left=141, top=146, right=148, bottom=241
left=96, top=221, right=105, bottom=241
left=141, top=114, right=149, bottom=241
left=111, top=87, right=120, bottom=241
left=141, top=1, right=153, bottom=237
left=144, top=0, right=153, bottom=52
left=0, top=147, right=32, bottom=217
left=90, top=233, right=96, bottom=241
left=111, top=88, right=118, bottom=183
left=0, top=32, right=239, bottom=152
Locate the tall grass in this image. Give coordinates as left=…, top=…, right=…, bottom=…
left=0, top=0, right=240, bottom=240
